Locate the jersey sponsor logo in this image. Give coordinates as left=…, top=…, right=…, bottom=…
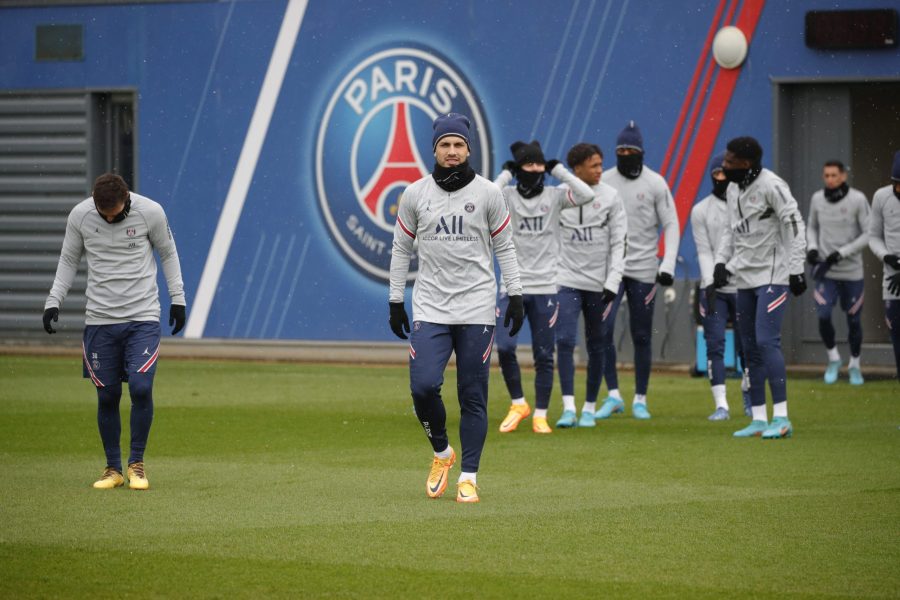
left=519, top=216, right=545, bottom=232
left=315, top=45, right=491, bottom=281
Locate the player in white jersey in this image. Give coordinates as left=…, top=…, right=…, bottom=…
left=806, top=160, right=870, bottom=385
left=554, top=143, right=627, bottom=428
left=491, top=140, right=594, bottom=434
left=597, top=121, right=680, bottom=420
left=691, top=153, right=751, bottom=421
left=713, top=137, right=807, bottom=440
left=389, top=113, right=523, bottom=503
left=867, top=150, right=900, bottom=379
left=43, top=173, right=186, bottom=490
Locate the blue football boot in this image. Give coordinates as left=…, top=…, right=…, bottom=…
left=595, top=397, right=625, bottom=419
left=577, top=411, right=596, bottom=428
left=761, top=417, right=793, bottom=439
left=824, top=360, right=841, bottom=384
left=632, top=403, right=651, bottom=420
left=733, top=420, right=768, bottom=438
left=555, top=410, right=577, bottom=429
left=708, top=407, right=730, bottom=421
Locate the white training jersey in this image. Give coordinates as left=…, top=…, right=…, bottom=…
left=494, top=163, right=594, bottom=294
left=714, top=168, right=807, bottom=289
left=604, top=165, right=680, bottom=283
left=389, top=173, right=522, bottom=325
left=45, top=193, right=185, bottom=324
left=806, top=187, right=870, bottom=281
left=690, top=193, right=736, bottom=294
left=557, top=180, right=627, bottom=293
left=868, top=185, right=900, bottom=300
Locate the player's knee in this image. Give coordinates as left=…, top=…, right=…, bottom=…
left=410, top=378, right=440, bottom=401
left=97, top=383, right=122, bottom=407
left=632, top=329, right=652, bottom=348
left=127, top=375, right=154, bottom=405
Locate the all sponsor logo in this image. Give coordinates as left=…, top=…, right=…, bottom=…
left=315, top=45, right=491, bottom=281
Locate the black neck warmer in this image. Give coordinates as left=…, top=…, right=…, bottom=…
left=824, top=182, right=849, bottom=203
left=712, top=178, right=729, bottom=200
left=516, top=169, right=545, bottom=199
left=95, top=197, right=132, bottom=223
left=432, top=161, right=476, bottom=192
left=616, top=153, right=643, bottom=179
left=724, top=164, right=762, bottom=190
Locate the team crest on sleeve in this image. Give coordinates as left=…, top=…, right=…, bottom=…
left=315, top=46, right=491, bottom=281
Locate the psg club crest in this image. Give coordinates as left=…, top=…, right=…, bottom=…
left=315, top=45, right=491, bottom=281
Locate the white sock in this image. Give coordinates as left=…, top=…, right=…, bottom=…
left=511, top=397, right=527, bottom=406
left=534, top=408, right=547, bottom=418
left=848, top=355, right=861, bottom=369
left=583, top=401, right=597, bottom=414
left=751, top=404, right=768, bottom=423
left=827, top=346, right=840, bottom=362
left=608, top=389, right=622, bottom=400
left=712, top=384, right=729, bottom=410
left=772, top=401, right=788, bottom=419
left=562, top=395, right=576, bottom=413
left=458, top=472, right=476, bottom=485
left=434, top=446, right=452, bottom=459
left=633, top=394, right=647, bottom=406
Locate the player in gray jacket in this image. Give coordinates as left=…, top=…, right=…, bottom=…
left=43, top=173, right=186, bottom=490
left=806, top=160, right=870, bottom=385
left=597, top=121, right=680, bottom=420
left=492, top=140, right=594, bottom=434
left=867, top=150, right=900, bottom=379
left=713, top=137, right=807, bottom=439
left=554, top=143, right=627, bottom=428
left=691, top=153, right=750, bottom=421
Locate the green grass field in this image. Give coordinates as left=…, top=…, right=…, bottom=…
left=1, top=355, right=897, bottom=599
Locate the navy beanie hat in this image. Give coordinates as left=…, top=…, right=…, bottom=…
left=432, top=113, right=470, bottom=150
left=616, top=120, right=644, bottom=152
left=709, top=152, right=726, bottom=176
left=510, top=140, right=546, bottom=166
left=892, top=150, right=900, bottom=182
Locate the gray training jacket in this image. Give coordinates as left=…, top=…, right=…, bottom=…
left=868, top=185, right=900, bottom=300
left=45, top=193, right=186, bottom=324
left=714, top=168, right=806, bottom=290
left=806, top=187, right=870, bottom=281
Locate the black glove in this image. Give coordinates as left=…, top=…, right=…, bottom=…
left=168, top=304, right=186, bottom=335
left=713, top=263, right=731, bottom=289
left=504, top=295, right=524, bottom=336
left=42, top=307, right=59, bottom=334
left=789, top=273, right=807, bottom=296
left=656, top=271, right=674, bottom=287
left=704, top=285, right=717, bottom=315
left=502, top=160, right=517, bottom=174
left=545, top=159, right=560, bottom=173
left=884, top=254, right=900, bottom=270
left=389, top=302, right=410, bottom=340
left=806, top=249, right=820, bottom=265
left=600, top=288, right=618, bottom=305
left=888, top=273, right=900, bottom=297
left=825, top=251, right=842, bottom=266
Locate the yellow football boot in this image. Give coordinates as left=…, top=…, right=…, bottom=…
left=499, top=403, right=531, bottom=433
left=426, top=447, right=456, bottom=498
left=92, top=467, right=124, bottom=489
left=127, top=462, right=150, bottom=491
left=532, top=416, right=552, bottom=434
left=456, top=480, right=479, bottom=503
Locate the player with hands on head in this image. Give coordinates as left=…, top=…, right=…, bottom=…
left=867, top=150, right=900, bottom=379
left=713, top=136, right=806, bottom=440
left=43, top=173, right=186, bottom=490
left=691, top=153, right=751, bottom=421
left=554, top=143, right=627, bottom=428
left=492, top=139, right=594, bottom=434
left=598, top=121, right=680, bottom=421
left=389, top=113, right=522, bottom=503
left=805, top=160, right=870, bottom=385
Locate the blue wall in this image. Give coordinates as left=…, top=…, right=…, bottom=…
left=2, top=0, right=898, bottom=340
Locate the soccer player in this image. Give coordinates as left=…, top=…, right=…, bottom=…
left=867, top=150, right=900, bottom=379
left=713, top=137, right=807, bottom=439
left=389, top=113, right=523, bottom=503
left=598, top=121, right=680, bottom=420
left=554, top=143, right=626, bottom=428
left=43, top=173, right=186, bottom=489
left=492, top=140, right=594, bottom=434
left=691, top=153, right=750, bottom=421
left=806, top=160, right=870, bottom=385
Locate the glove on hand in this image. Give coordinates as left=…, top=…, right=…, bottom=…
left=42, top=307, right=59, bottom=334
left=656, top=271, right=674, bottom=287
left=825, top=251, right=842, bottom=266
left=884, top=254, right=900, bottom=270
left=713, top=263, right=731, bottom=289
left=806, top=249, right=820, bottom=265
left=601, top=288, right=618, bottom=305
left=545, top=159, right=560, bottom=173
left=888, top=273, right=900, bottom=297
left=789, top=273, right=807, bottom=296
left=169, top=304, right=186, bottom=335
left=504, top=295, right=524, bottom=336
left=389, top=302, right=410, bottom=340
left=502, top=160, right=517, bottom=174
